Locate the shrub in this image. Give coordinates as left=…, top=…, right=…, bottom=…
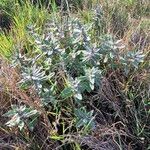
left=0, top=0, right=149, bottom=149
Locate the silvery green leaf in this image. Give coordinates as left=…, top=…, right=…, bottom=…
left=61, top=87, right=74, bottom=99
left=104, top=56, right=108, bottom=63
left=28, top=115, right=38, bottom=131
left=89, top=83, right=94, bottom=90
left=109, top=52, right=114, bottom=59
left=75, top=107, right=95, bottom=129
left=23, top=110, right=39, bottom=118
left=132, top=61, right=139, bottom=69
left=18, top=121, right=25, bottom=130
left=47, top=51, right=53, bottom=56
left=74, top=93, right=82, bottom=100
left=6, top=114, right=20, bottom=127
left=3, top=109, right=17, bottom=117
left=74, top=29, right=82, bottom=33
left=76, top=119, right=85, bottom=128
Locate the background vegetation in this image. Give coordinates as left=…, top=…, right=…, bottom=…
left=0, top=0, right=149, bottom=149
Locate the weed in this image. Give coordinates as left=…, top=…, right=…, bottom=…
left=0, top=0, right=149, bottom=149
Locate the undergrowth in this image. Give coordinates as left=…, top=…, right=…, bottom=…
left=0, top=0, right=150, bottom=150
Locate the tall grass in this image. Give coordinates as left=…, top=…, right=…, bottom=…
left=0, top=33, right=13, bottom=58
left=0, top=0, right=50, bottom=58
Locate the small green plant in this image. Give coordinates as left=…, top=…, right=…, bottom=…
left=3, top=105, right=40, bottom=130
left=75, top=107, right=95, bottom=129
left=5, top=12, right=147, bottom=132
left=120, top=51, right=145, bottom=75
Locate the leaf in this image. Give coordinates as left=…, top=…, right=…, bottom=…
left=18, top=121, right=25, bottom=130
left=28, top=115, right=39, bottom=131
left=3, top=110, right=17, bottom=117
left=80, top=81, right=91, bottom=92
left=104, top=56, right=108, bottom=63
left=23, top=110, right=39, bottom=118
left=76, top=119, right=86, bottom=128
left=6, top=114, right=20, bottom=127
left=132, top=61, right=139, bottom=69
left=74, top=93, right=82, bottom=100
left=50, top=136, right=64, bottom=140
left=61, top=87, right=74, bottom=99
left=75, top=107, right=95, bottom=129
left=89, top=83, right=94, bottom=90
left=109, top=52, right=114, bottom=59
